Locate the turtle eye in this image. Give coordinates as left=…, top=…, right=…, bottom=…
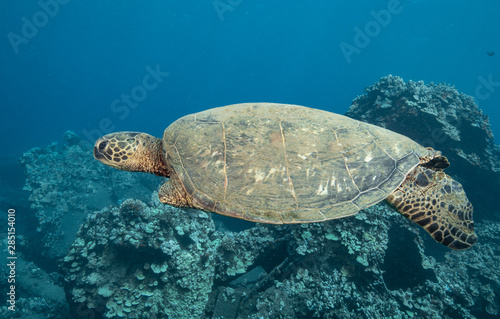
left=98, top=141, right=108, bottom=150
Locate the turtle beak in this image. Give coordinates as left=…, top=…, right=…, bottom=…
left=93, top=138, right=109, bottom=162
left=93, top=145, right=104, bottom=160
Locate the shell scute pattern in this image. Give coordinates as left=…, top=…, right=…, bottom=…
left=164, top=103, right=425, bottom=224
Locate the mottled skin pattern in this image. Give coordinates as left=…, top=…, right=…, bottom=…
left=386, top=166, right=476, bottom=250
left=94, top=103, right=477, bottom=250
left=93, top=132, right=168, bottom=177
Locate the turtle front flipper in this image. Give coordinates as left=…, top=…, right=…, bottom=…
left=386, top=166, right=477, bottom=250
left=158, top=175, right=193, bottom=208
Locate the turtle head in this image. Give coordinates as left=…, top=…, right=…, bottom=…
left=94, top=132, right=169, bottom=177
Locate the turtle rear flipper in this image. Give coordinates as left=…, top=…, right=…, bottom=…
left=386, top=166, right=477, bottom=250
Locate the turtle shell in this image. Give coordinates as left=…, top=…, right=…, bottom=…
left=163, top=103, right=428, bottom=224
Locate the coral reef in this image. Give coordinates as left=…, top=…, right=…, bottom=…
left=226, top=204, right=484, bottom=319
left=18, top=132, right=158, bottom=260
left=433, top=219, right=500, bottom=317
left=346, top=75, right=500, bottom=219
left=62, top=196, right=219, bottom=319
left=62, top=197, right=500, bottom=318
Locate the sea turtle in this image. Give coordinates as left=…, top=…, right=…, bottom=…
left=93, top=103, right=477, bottom=250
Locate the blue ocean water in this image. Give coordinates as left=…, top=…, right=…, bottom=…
left=1, top=1, right=500, bottom=318
left=1, top=0, right=499, bottom=156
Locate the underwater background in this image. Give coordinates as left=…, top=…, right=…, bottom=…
left=1, top=0, right=500, bottom=318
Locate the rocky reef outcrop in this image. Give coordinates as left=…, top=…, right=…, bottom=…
left=62, top=197, right=218, bottom=318
left=346, top=75, right=500, bottom=220
left=61, top=197, right=500, bottom=318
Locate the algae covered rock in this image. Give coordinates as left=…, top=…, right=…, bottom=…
left=62, top=197, right=218, bottom=319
